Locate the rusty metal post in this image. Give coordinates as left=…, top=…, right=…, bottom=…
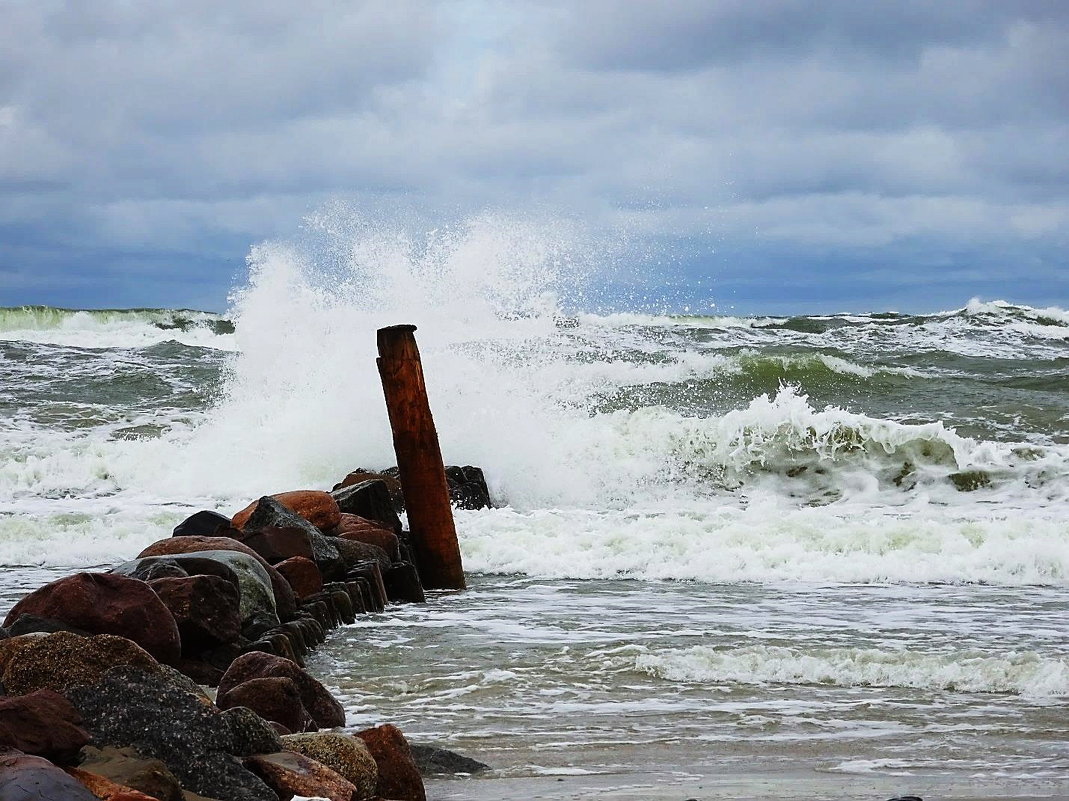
left=376, top=325, right=465, bottom=590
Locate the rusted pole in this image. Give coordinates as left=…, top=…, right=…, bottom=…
left=376, top=325, right=466, bottom=590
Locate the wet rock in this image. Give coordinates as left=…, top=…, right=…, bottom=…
left=444, top=465, right=492, bottom=510
left=66, top=766, right=165, bottom=801
left=233, top=490, right=342, bottom=533
left=0, top=631, right=160, bottom=695
left=274, top=556, right=323, bottom=600
left=241, top=498, right=345, bottom=581
left=6, top=614, right=93, bottom=637
left=332, top=514, right=400, bottom=561
left=172, top=658, right=224, bottom=686
left=331, top=473, right=405, bottom=521
left=76, top=745, right=184, bottom=801
left=244, top=750, right=355, bottom=801
left=346, top=562, right=388, bottom=611
left=330, top=537, right=391, bottom=572
left=220, top=706, right=284, bottom=757
left=136, top=536, right=297, bottom=624
left=217, top=676, right=314, bottom=734
left=239, top=527, right=314, bottom=565
left=0, top=689, right=89, bottom=763
left=66, top=667, right=276, bottom=801
left=0, top=749, right=99, bottom=801
left=408, top=744, right=489, bottom=775
left=218, top=651, right=345, bottom=730
left=382, top=563, right=425, bottom=604
left=172, top=510, right=232, bottom=538
left=281, top=732, right=377, bottom=800
left=1, top=573, right=181, bottom=665
left=148, top=575, right=242, bottom=652
left=354, top=725, right=424, bottom=801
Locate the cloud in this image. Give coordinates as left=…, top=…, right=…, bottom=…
left=0, top=0, right=1066, bottom=311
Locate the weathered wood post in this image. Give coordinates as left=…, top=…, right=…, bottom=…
left=376, top=325, right=466, bottom=590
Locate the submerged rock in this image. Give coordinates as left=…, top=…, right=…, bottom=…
left=408, top=743, right=490, bottom=775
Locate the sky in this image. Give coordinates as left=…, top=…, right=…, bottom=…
left=0, top=0, right=1067, bottom=315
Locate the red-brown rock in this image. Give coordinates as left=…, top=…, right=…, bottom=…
left=148, top=575, right=242, bottom=652
left=274, top=556, right=323, bottom=600
left=76, top=745, right=183, bottom=801
left=218, top=651, right=345, bottom=729
left=332, top=514, right=400, bottom=561
left=1, top=573, right=180, bottom=665
left=217, top=676, right=314, bottom=734
left=66, top=767, right=163, bottom=801
left=244, top=751, right=355, bottom=801
left=0, top=749, right=99, bottom=800
left=239, top=527, right=314, bottom=564
left=137, top=536, right=297, bottom=623
left=232, top=491, right=341, bottom=532
left=0, top=690, right=89, bottom=764
left=355, top=724, right=426, bottom=801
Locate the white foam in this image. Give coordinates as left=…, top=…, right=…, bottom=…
left=635, top=644, right=1069, bottom=697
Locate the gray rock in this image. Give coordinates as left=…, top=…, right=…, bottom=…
left=244, top=497, right=345, bottom=580
left=409, top=743, right=490, bottom=775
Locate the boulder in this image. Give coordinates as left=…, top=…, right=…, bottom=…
left=330, top=479, right=402, bottom=533
left=0, top=749, right=99, bottom=801
left=232, top=491, right=341, bottom=533
left=329, top=537, right=391, bottom=572
left=355, top=725, right=425, bottom=801
left=136, top=536, right=297, bottom=623
left=216, top=676, right=313, bottom=734
left=148, top=575, right=242, bottom=652
left=274, top=556, right=323, bottom=600
left=331, top=514, right=400, bottom=561
left=66, top=766, right=165, bottom=801
left=240, top=498, right=345, bottom=580
left=172, top=510, right=233, bottom=538
left=282, top=733, right=378, bottom=801
left=244, top=751, right=355, bottom=801
left=219, top=706, right=283, bottom=757
left=382, top=563, right=425, bottom=604
left=408, top=743, right=489, bottom=775
left=1, top=573, right=181, bottom=665
left=0, top=690, right=89, bottom=764
left=239, top=527, right=313, bottom=565
left=444, top=465, right=492, bottom=510
left=0, top=631, right=160, bottom=695
left=66, top=667, right=276, bottom=801
left=75, top=745, right=184, bottom=801
left=218, top=651, right=345, bottom=730
left=5, top=614, right=93, bottom=637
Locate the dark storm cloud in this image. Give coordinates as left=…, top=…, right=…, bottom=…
left=0, top=0, right=1066, bottom=311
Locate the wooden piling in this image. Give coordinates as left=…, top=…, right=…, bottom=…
left=376, top=325, right=466, bottom=590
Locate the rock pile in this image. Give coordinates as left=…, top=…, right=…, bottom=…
left=0, top=469, right=492, bottom=801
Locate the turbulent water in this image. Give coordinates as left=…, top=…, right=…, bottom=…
left=1, top=218, right=1067, bottom=798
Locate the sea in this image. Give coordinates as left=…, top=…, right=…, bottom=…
left=1, top=223, right=1067, bottom=800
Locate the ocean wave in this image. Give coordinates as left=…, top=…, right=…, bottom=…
left=0, top=306, right=236, bottom=350
left=635, top=644, right=1069, bottom=697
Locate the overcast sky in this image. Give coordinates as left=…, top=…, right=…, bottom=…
left=1, top=0, right=1067, bottom=314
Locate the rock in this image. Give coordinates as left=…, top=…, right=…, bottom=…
left=218, top=651, right=345, bottom=730
left=346, top=562, right=388, bottom=611
left=281, top=733, right=377, bottom=800
left=444, top=465, right=492, bottom=510
left=241, top=498, right=345, bottom=581
left=148, top=575, right=242, bottom=652
left=66, top=766, right=165, bottom=801
left=332, top=514, right=400, bottom=561
left=219, top=706, right=284, bottom=757
left=217, top=676, right=313, bottom=734
left=239, top=527, right=314, bottom=565
left=333, top=472, right=405, bottom=516
left=0, top=631, right=160, bottom=695
left=76, top=745, right=184, bottom=801
left=0, top=749, right=99, bottom=801
left=5, top=614, right=93, bottom=637
left=408, top=744, right=489, bottom=775
left=330, top=537, right=391, bottom=572
left=1, top=573, right=181, bottom=665
left=354, top=725, right=424, bottom=801
left=274, top=556, right=323, bottom=600
left=233, top=491, right=341, bottom=533
left=172, top=658, right=224, bottom=687
left=66, top=667, right=277, bottom=801
left=172, top=510, right=233, bottom=538
left=130, top=549, right=278, bottom=631
left=244, top=751, right=355, bottom=801
left=382, top=563, right=425, bottom=604
left=136, top=536, right=297, bottom=623
left=330, top=478, right=403, bottom=532
left=0, top=689, right=89, bottom=763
